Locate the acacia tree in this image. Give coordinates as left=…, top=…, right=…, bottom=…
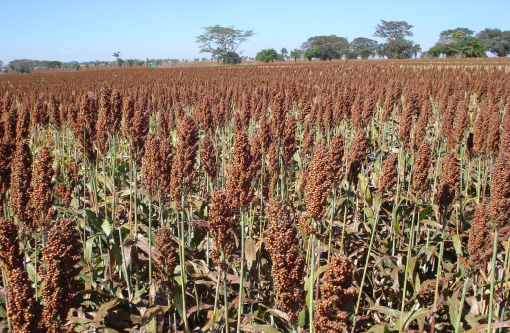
left=374, top=20, right=416, bottom=59
left=439, top=28, right=473, bottom=44
left=477, top=28, right=510, bottom=57
left=196, top=25, right=254, bottom=64
left=8, top=59, right=35, bottom=73
left=350, top=37, right=378, bottom=59
left=374, top=20, right=414, bottom=40
left=301, top=35, right=349, bottom=60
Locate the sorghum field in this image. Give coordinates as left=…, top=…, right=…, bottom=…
left=0, top=58, right=510, bottom=333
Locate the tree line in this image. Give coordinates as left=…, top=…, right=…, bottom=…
left=198, top=21, right=510, bottom=64
left=4, top=22, right=510, bottom=73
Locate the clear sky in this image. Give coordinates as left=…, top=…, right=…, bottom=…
left=2, top=0, right=509, bottom=64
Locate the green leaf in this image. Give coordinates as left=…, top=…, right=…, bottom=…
left=95, top=298, right=119, bottom=322
left=85, top=209, right=102, bottom=232
left=85, top=236, right=99, bottom=265
left=419, top=205, right=433, bottom=220
left=172, top=289, right=184, bottom=321
left=102, top=218, right=112, bottom=237
left=370, top=305, right=400, bottom=317
left=407, top=256, right=418, bottom=288
left=392, top=209, right=402, bottom=237
left=452, top=234, right=463, bottom=258
left=243, top=324, right=281, bottom=333
left=202, top=308, right=224, bottom=331
left=367, top=324, right=396, bottom=333
left=449, top=289, right=460, bottom=329
left=132, top=284, right=148, bottom=300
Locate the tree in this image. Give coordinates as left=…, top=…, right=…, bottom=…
left=384, top=38, right=415, bottom=59
left=280, top=47, right=288, bottom=61
left=374, top=20, right=417, bottom=59
left=290, top=49, right=303, bottom=62
left=440, top=43, right=460, bottom=57
left=223, top=51, right=241, bottom=65
left=477, top=28, right=510, bottom=57
left=196, top=25, right=254, bottom=64
left=256, top=49, right=278, bottom=63
left=0, top=60, right=3, bottom=68
left=350, top=37, right=378, bottom=59
left=45, top=61, right=62, bottom=69
left=302, top=35, right=349, bottom=60
left=422, top=45, right=443, bottom=58
left=458, top=37, right=486, bottom=57
left=113, top=52, right=121, bottom=60
left=304, top=47, right=322, bottom=61
left=374, top=20, right=414, bottom=40
left=426, top=28, right=486, bottom=58
left=412, top=44, right=422, bottom=58
left=8, top=59, right=34, bottom=73
left=439, top=28, right=474, bottom=44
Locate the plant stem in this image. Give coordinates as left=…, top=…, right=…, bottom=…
left=237, top=210, right=245, bottom=333
left=179, top=194, right=190, bottom=333
left=309, top=233, right=315, bottom=333
left=399, top=206, right=416, bottom=331
left=487, top=228, right=499, bottom=333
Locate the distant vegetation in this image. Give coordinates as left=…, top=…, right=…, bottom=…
left=2, top=21, right=510, bottom=74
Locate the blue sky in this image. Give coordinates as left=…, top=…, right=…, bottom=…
left=2, top=0, right=509, bottom=64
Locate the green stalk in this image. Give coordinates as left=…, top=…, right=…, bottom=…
left=134, top=160, right=139, bottom=239
left=487, top=228, right=499, bottom=333
left=148, top=200, right=153, bottom=283
left=34, top=243, right=38, bottom=300
left=353, top=199, right=381, bottom=332
left=111, top=134, right=117, bottom=226
left=454, top=278, right=469, bottom=333
left=432, top=212, right=446, bottom=324
left=102, top=156, right=107, bottom=222
left=327, top=188, right=336, bottom=265
left=179, top=194, right=190, bottom=333
left=224, top=263, right=230, bottom=333
left=399, top=206, right=416, bottom=331
left=340, top=206, right=347, bottom=255
left=499, top=236, right=510, bottom=326
left=212, top=271, right=221, bottom=330
left=2, top=269, right=12, bottom=331
left=309, top=233, right=315, bottom=333
left=237, top=210, right=246, bottom=333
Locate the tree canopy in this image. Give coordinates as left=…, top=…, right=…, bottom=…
left=280, top=48, right=288, bottom=61
left=477, top=28, right=510, bottom=57
left=350, top=37, right=379, bottom=59
left=373, top=20, right=418, bottom=59
left=303, top=47, right=322, bottom=61
left=457, top=37, right=486, bottom=58
left=255, top=49, right=278, bottom=63
left=423, top=28, right=487, bottom=58
left=196, top=25, right=254, bottom=64
left=9, top=59, right=36, bottom=73
left=374, top=20, right=414, bottom=40
left=290, top=49, right=303, bottom=62
left=439, top=28, right=474, bottom=44
left=301, top=35, right=349, bottom=60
